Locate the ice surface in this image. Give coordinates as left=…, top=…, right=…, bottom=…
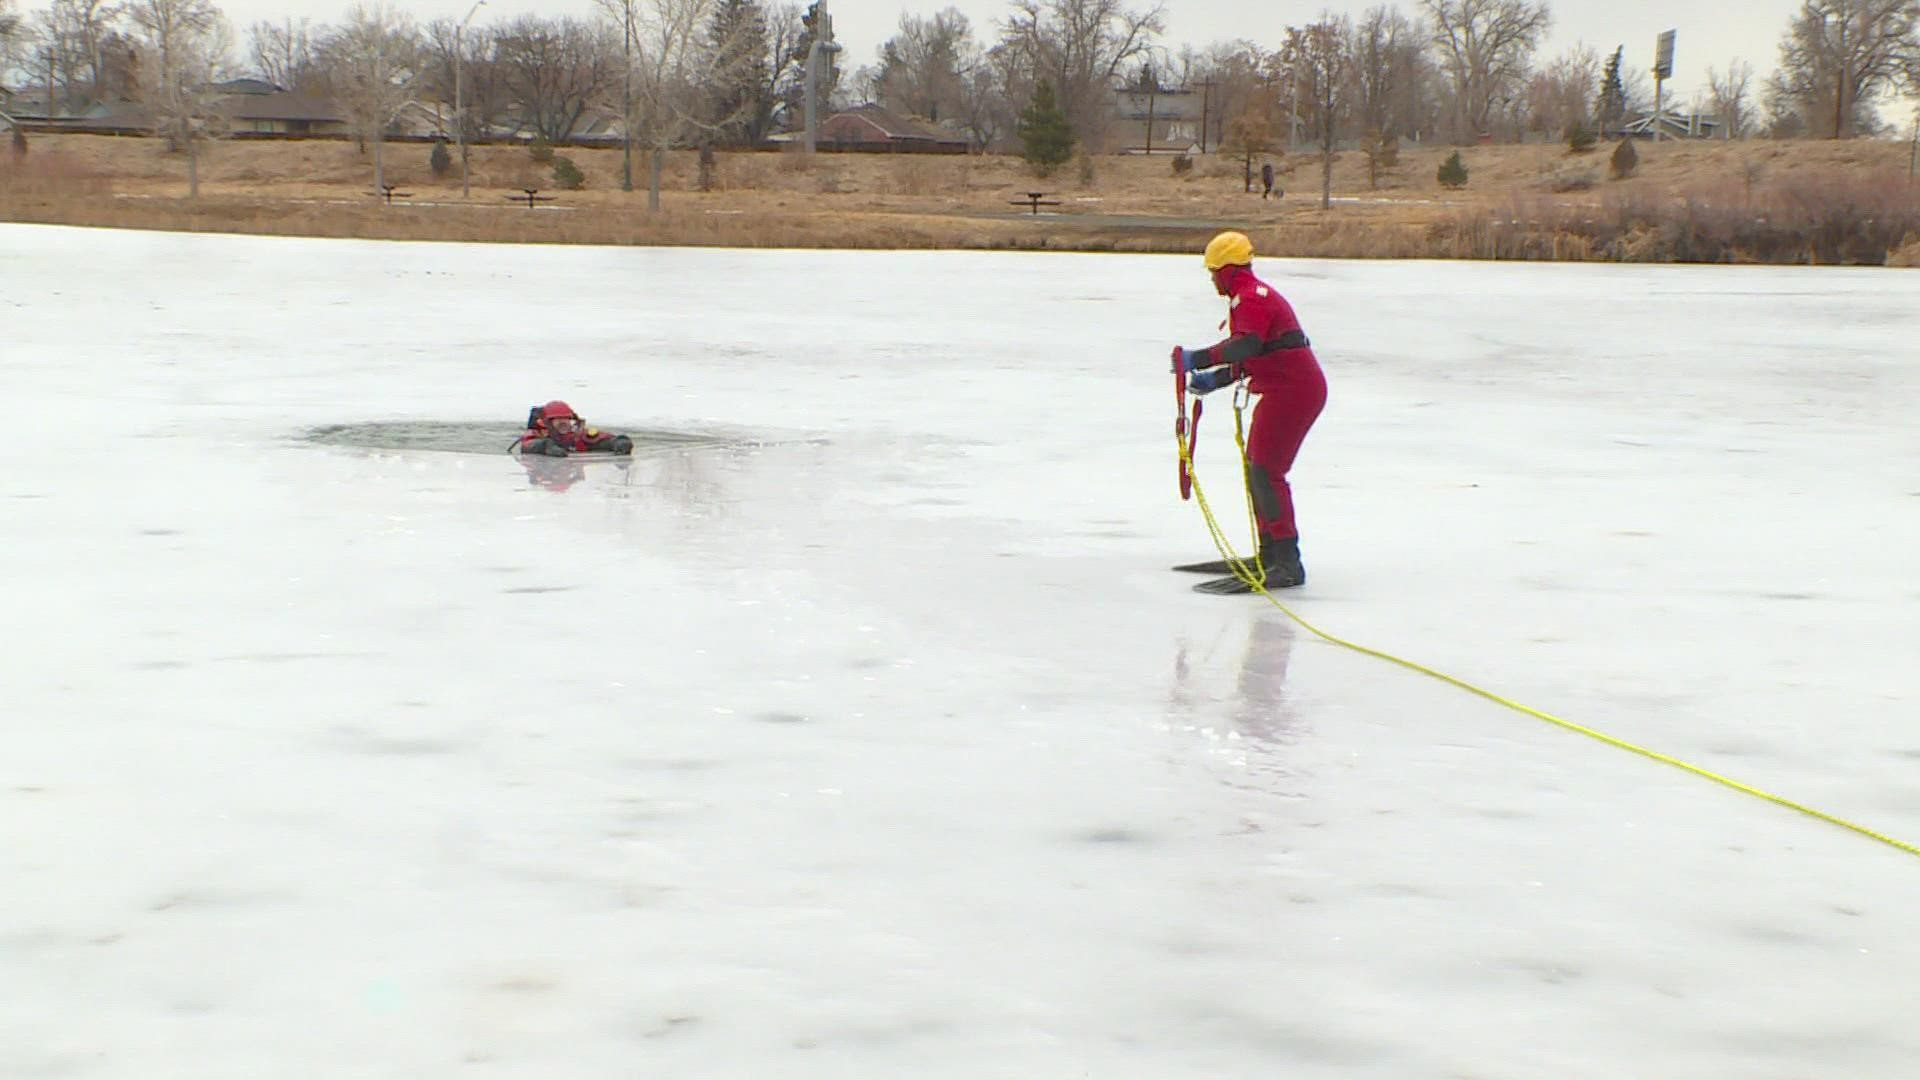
left=3, top=223, right=1918, bottom=1079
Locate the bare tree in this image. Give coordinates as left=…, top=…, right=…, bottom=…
left=1296, top=15, right=1351, bottom=209
left=1348, top=5, right=1424, bottom=143
left=955, top=42, right=1016, bottom=149
left=871, top=8, right=974, bottom=123
left=597, top=0, right=640, bottom=188
left=1420, top=0, right=1551, bottom=141
left=1, top=0, right=30, bottom=79
left=248, top=17, right=320, bottom=91
left=419, top=16, right=505, bottom=139
left=320, top=4, right=419, bottom=193
left=759, top=1, right=802, bottom=130
left=35, top=0, right=123, bottom=108
left=494, top=14, right=618, bottom=142
left=125, top=0, right=231, bottom=198
left=1707, top=58, right=1754, bottom=137
left=1523, top=42, right=1596, bottom=138
left=996, top=0, right=1164, bottom=146
left=1185, top=39, right=1267, bottom=152
left=626, top=0, right=755, bottom=209
left=1764, top=0, right=1917, bottom=138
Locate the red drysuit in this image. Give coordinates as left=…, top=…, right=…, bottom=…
left=1194, top=266, right=1327, bottom=542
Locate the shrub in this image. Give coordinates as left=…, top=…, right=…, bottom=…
left=528, top=136, right=554, bottom=165
left=1545, top=168, right=1596, bottom=193
left=551, top=155, right=585, bottom=190
left=1566, top=123, right=1597, bottom=153
left=1609, top=138, right=1638, bottom=180
left=429, top=140, right=452, bottom=177
left=1170, top=153, right=1193, bottom=176
left=1437, top=150, right=1468, bottom=189
left=9, top=126, right=27, bottom=158
left=1075, top=150, right=1096, bottom=187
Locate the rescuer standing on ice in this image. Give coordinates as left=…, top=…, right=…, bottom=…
left=1171, top=231, right=1328, bottom=593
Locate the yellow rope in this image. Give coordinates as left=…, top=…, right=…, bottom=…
left=1175, top=393, right=1920, bottom=861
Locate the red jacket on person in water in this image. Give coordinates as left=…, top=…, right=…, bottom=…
left=519, top=424, right=624, bottom=453
left=518, top=400, right=633, bottom=456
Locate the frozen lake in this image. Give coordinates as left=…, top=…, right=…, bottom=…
left=3, top=224, right=1918, bottom=1078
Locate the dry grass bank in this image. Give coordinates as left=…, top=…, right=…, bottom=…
left=4, top=132, right=1917, bottom=264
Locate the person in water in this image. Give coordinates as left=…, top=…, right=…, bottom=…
left=517, top=400, right=633, bottom=457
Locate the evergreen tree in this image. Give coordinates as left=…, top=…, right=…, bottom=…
left=1018, top=80, right=1075, bottom=175
left=1596, top=46, right=1627, bottom=131
left=1436, top=150, right=1468, bottom=189
left=1609, top=137, right=1637, bottom=180
left=708, top=0, right=773, bottom=146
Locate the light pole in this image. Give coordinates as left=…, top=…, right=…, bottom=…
left=456, top=0, right=485, bottom=199
left=802, top=3, right=840, bottom=154
left=620, top=0, right=632, bottom=192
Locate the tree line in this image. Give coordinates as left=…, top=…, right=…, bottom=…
left=3, top=0, right=1917, bottom=162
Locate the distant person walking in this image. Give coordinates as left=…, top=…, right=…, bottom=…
left=1260, top=161, right=1277, bottom=200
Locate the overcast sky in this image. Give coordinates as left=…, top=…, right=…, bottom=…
left=158, top=0, right=1919, bottom=124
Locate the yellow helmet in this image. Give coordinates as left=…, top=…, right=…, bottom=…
left=1203, top=230, right=1254, bottom=271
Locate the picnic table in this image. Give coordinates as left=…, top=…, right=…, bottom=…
left=368, top=184, right=413, bottom=206
left=1010, top=191, right=1062, bottom=215
left=505, top=188, right=557, bottom=209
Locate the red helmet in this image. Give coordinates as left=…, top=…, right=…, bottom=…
left=538, top=400, right=578, bottom=421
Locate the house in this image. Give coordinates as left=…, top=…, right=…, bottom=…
left=816, top=105, right=969, bottom=153
left=220, top=91, right=347, bottom=136
left=1113, top=86, right=1206, bottom=155
left=212, top=77, right=282, bottom=97
left=0, top=85, right=149, bottom=134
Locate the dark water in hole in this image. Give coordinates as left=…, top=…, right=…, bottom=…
left=304, top=421, right=744, bottom=455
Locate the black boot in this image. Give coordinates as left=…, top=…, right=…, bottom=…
left=1191, top=537, right=1305, bottom=595
left=1260, top=536, right=1305, bottom=588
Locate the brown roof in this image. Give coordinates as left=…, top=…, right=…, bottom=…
left=822, top=105, right=965, bottom=145
left=220, top=91, right=342, bottom=123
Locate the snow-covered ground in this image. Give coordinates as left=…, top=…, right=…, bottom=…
left=3, top=224, right=1918, bottom=1079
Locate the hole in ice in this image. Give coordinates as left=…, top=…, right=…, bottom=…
left=304, top=421, right=742, bottom=455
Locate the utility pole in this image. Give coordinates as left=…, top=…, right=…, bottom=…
left=620, top=0, right=633, bottom=192
left=1652, top=29, right=1675, bottom=142
left=1909, top=113, right=1918, bottom=183
left=1197, top=78, right=1215, bottom=154
left=456, top=0, right=486, bottom=199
